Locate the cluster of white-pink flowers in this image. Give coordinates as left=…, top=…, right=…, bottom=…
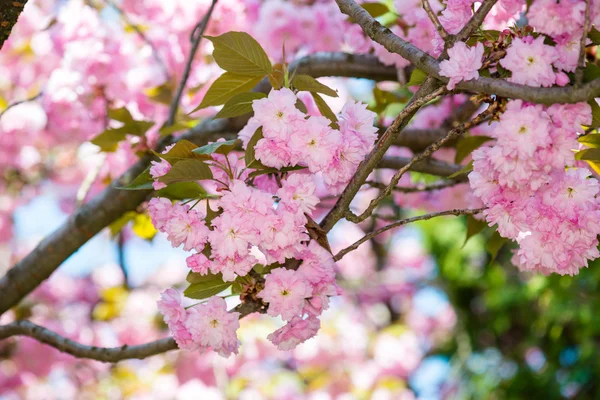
left=469, top=100, right=600, bottom=275
left=240, top=88, right=378, bottom=195
left=149, top=88, right=379, bottom=355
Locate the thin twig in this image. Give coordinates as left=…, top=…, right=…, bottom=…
left=76, top=154, right=106, bottom=207
left=422, top=0, right=448, bottom=39
left=0, top=92, right=43, bottom=120
left=363, top=179, right=461, bottom=193
left=107, top=0, right=170, bottom=82
left=345, top=102, right=499, bottom=224
left=576, top=0, right=591, bottom=85
left=454, top=0, right=499, bottom=43
left=334, top=207, right=486, bottom=261
left=167, top=0, right=219, bottom=126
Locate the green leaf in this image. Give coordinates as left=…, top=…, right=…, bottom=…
left=464, top=215, right=487, bottom=247
left=360, top=2, right=390, bottom=18
left=588, top=100, right=600, bottom=129
left=448, top=160, right=473, bottom=179
left=589, top=27, right=600, bottom=45
left=91, top=127, right=129, bottom=152
left=205, top=31, right=272, bottom=76
left=295, top=98, right=308, bottom=113
left=292, top=75, right=338, bottom=97
left=583, top=63, right=600, bottom=83
left=184, top=272, right=232, bottom=300
left=578, top=134, right=600, bottom=148
left=486, top=230, right=507, bottom=264
left=311, top=92, right=339, bottom=128
left=192, top=139, right=241, bottom=156
left=455, top=136, right=493, bottom=164
left=193, top=73, right=264, bottom=111
left=215, top=92, right=266, bottom=119
left=158, top=159, right=213, bottom=184
left=108, top=107, right=134, bottom=123
left=575, top=148, right=600, bottom=161
left=406, top=69, right=427, bottom=87
left=245, top=127, right=264, bottom=166
left=155, top=140, right=210, bottom=163
left=117, top=167, right=154, bottom=190
left=156, top=182, right=207, bottom=200
left=159, top=122, right=191, bottom=137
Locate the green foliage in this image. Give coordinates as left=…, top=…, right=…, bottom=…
left=455, top=136, right=493, bottom=164
left=194, top=73, right=264, bottom=110
left=245, top=127, right=263, bottom=167
left=192, top=139, right=240, bottom=156
left=205, top=31, right=273, bottom=76
left=311, top=92, right=339, bottom=128
left=291, top=74, right=338, bottom=97
left=185, top=271, right=232, bottom=300
left=215, top=92, right=267, bottom=118
left=158, top=159, right=213, bottom=184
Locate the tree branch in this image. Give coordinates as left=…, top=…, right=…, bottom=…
left=377, top=156, right=468, bottom=179
left=345, top=102, right=498, bottom=223
left=0, top=53, right=399, bottom=317
left=333, top=207, right=486, bottom=261
left=335, top=0, right=600, bottom=104
left=364, top=179, right=461, bottom=193
left=167, top=0, right=218, bottom=126
left=0, top=295, right=265, bottom=362
left=0, top=0, right=28, bottom=50
left=454, top=0, right=498, bottom=43
left=422, top=0, right=448, bottom=40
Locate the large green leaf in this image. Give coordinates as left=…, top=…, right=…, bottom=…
left=192, top=139, right=241, bottom=156
left=464, top=215, right=488, bottom=247
left=360, top=2, right=390, bottom=18
left=311, top=92, right=339, bottom=128
left=205, top=31, right=273, bottom=76
left=448, top=160, right=473, bottom=179
left=588, top=100, right=600, bottom=129
left=292, top=74, right=338, bottom=97
left=155, top=140, right=210, bottom=163
left=583, top=64, right=600, bottom=83
left=245, top=127, right=264, bottom=167
left=156, top=182, right=207, bottom=200
left=91, top=127, right=130, bottom=152
left=406, top=69, right=427, bottom=87
left=575, top=148, right=600, bottom=161
left=578, top=134, right=600, bottom=148
left=455, top=136, right=493, bottom=164
left=184, top=272, right=232, bottom=300
left=117, top=167, right=154, bottom=190
left=193, top=73, right=264, bottom=111
left=158, top=159, right=213, bottom=184
left=215, top=92, right=266, bottom=119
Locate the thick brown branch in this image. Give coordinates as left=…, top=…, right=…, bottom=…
left=0, top=0, right=28, bottom=50
left=334, top=207, right=486, bottom=261
left=0, top=296, right=265, bottom=362
left=335, top=0, right=600, bottom=104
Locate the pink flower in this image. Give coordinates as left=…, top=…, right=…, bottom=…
left=259, top=268, right=312, bottom=321
left=499, top=36, right=558, bottom=87
left=208, top=212, right=252, bottom=259
left=439, top=5, right=472, bottom=34
left=289, top=116, right=340, bottom=173
left=267, top=315, right=320, bottom=350
left=528, top=0, right=586, bottom=38
left=164, top=205, right=210, bottom=252
left=186, top=253, right=213, bottom=274
left=149, top=159, right=171, bottom=190
left=339, top=101, right=378, bottom=148
left=185, top=296, right=240, bottom=357
left=439, top=42, right=484, bottom=90
left=252, top=88, right=304, bottom=140
left=277, top=173, right=319, bottom=215
left=148, top=197, right=173, bottom=231
left=157, top=288, right=197, bottom=351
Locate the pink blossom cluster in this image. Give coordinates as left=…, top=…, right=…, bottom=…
left=149, top=165, right=342, bottom=351
left=439, top=42, right=484, bottom=90
left=157, top=288, right=241, bottom=357
left=240, top=88, right=378, bottom=194
left=469, top=100, right=600, bottom=275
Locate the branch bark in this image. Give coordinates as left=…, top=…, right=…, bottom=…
left=335, top=0, right=600, bottom=104
left=0, top=0, right=28, bottom=50
left=0, top=53, right=398, bottom=317
left=0, top=295, right=265, bottom=362
left=333, top=207, right=486, bottom=261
